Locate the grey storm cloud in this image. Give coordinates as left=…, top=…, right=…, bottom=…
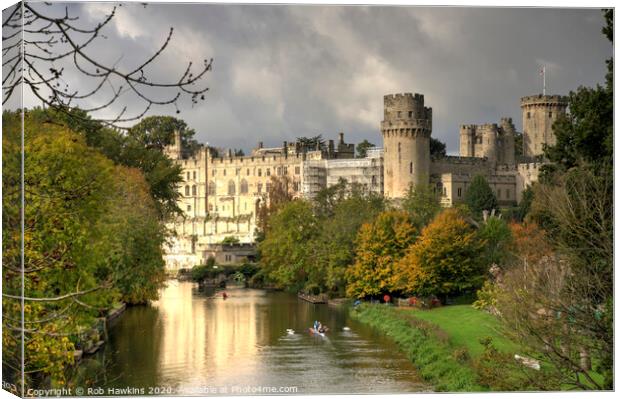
left=12, top=2, right=612, bottom=154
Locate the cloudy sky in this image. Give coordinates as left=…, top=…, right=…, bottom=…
left=9, top=2, right=612, bottom=154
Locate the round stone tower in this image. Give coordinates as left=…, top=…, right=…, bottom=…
left=381, top=93, right=432, bottom=198
left=520, top=94, right=568, bottom=157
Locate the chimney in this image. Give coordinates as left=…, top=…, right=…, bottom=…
left=258, top=141, right=264, bottom=149
left=339, top=132, right=344, bottom=144
left=282, top=141, right=288, bottom=157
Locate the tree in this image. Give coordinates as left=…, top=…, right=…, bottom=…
left=356, top=139, right=375, bottom=158
left=542, top=10, right=613, bottom=176
left=516, top=185, right=534, bottom=222
left=396, top=208, right=486, bottom=298
left=477, top=214, right=512, bottom=268
left=258, top=200, right=319, bottom=292
left=401, top=182, right=441, bottom=229
left=256, top=175, right=295, bottom=234
left=221, top=236, right=240, bottom=245
left=345, top=211, right=417, bottom=298
left=464, top=175, right=498, bottom=217
left=430, top=137, right=447, bottom=159
left=296, top=135, right=326, bottom=152
left=513, top=132, right=524, bottom=158
left=128, top=116, right=200, bottom=155
left=312, top=184, right=386, bottom=295
left=2, top=3, right=211, bottom=127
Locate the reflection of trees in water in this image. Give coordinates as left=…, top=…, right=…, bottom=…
left=70, top=306, right=164, bottom=388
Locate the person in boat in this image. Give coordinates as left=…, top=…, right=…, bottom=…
left=313, top=320, right=319, bottom=330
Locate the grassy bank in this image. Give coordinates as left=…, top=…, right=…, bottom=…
left=401, top=305, right=518, bottom=358
left=350, top=304, right=484, bottom=392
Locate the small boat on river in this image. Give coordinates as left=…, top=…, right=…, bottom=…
left=309, top=327, right=329, bottom=337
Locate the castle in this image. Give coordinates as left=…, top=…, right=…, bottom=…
left=162, top=92, right=568, bottom=270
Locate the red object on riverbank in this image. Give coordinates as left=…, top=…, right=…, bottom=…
left=222, top=292, right=228, bottom=299
left=383, top=294, right=391, bottom=304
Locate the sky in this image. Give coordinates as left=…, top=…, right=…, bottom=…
left=4, top=2, right=613, bottom=154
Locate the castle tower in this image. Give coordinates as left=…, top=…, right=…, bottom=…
left=459, top=125, right=476, bottom=157
left=381, top=93, right=432, bottom=198
left=520, top=94, right=568, bottom=157
left=499, top=117, right=516, bottom=165
left=480, top=123, right=498, bottom=166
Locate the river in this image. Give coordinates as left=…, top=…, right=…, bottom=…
left=79, top=281, right=429, bottom=395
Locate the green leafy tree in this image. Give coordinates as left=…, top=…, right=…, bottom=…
left=346, top=211, right=417, bottom=298
left=401, top=182, right=441, bottom=229
left=477, top=215, right=512, bottom=267
left=221, top=236, right=241, bottom=245
left=356, top=139, right=375, bottom=158
left=128, top=116, right=200, bottom=155
left=464, top=175, right=498, bottom=217
left=430, top=137, right=447, bottom=159
left=258, top=200, right=320, bottom=292
left=396, top=208, right=486, bottom=298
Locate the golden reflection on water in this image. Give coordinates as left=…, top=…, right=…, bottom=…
left=101, top=281, right=429, bottom=393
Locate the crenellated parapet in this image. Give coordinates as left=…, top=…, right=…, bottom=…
left=520, top=94, right=568, bottom=107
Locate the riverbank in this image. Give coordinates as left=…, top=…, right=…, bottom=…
left=350, top=304, right=484, bottom=392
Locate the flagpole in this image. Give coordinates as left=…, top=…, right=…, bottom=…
left=543, top=66, right=546, bottom=96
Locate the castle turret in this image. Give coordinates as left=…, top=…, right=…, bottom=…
left=459, top=125, right=476, bottom=157
left=480, top=123, right=498, bottom=166
left=520, top=94, right=568, bottom=157
left=381, top=93, right=432, bottom=198
left=499, top=117, right=516, bottom=165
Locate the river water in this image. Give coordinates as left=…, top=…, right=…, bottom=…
left=81, top=281, right=429, bottom=395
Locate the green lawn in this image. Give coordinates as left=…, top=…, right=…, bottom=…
left=398, top=305, right=520, bottom=358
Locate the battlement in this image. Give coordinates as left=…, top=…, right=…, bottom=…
left=520, top=94, right=568, bottom=106
left=383, top=92, right=431, bottom=123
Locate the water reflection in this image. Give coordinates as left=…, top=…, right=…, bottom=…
left=91, top=281, right=429, bottom=394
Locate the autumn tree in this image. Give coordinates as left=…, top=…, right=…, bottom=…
left=395, top=208, right=485, bottom=299
left=345, top=211, right=417, bottom=298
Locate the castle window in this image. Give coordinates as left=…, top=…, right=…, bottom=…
left=185, top=186, right=190, bottom=196
left=443, top=187, right=447, bottom=196
left=457, top=188, right=462, bottom=197
left=398, top=143, right=401, bottom=152
left=193, top=171, right=196, bottom=180
left=228, top=180, right=236, bottom=195
left=240, top=179, right=248, bottom=194
left=549, top=112, right=553, bottom=118
left=408, top=111, right=413, bottom=118
left=276, top=167, right=281, bottom=176
left=257, top=183, right=263, bottom=194
left=258, top=168, right=262, bottom=177
left=266, top=168, right=271, bottom=176
left=192, top=185, right=197, bottom=196
left=295, top=166, right=300, bottom=175
left=247, top=168, right=250, bottom=176
left=236, top=169, right=240, bottom=176
left=266, top=183, right=271, bottom=193
left=208, top=182, right=215, bottom=195
left=284, top=166, right=288, bottom=175
left=409, top=162, right=413, bottom=174
left=186, top=172, right=190, bottom=180
left=527, top=112, right=531, bottom=119
left=187, top=205, right=191, bottom=211
left=223, top=169, right=227, bottom=176
left=212, top=169, right=216, bottom=176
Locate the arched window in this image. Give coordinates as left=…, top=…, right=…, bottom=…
left=240, top=179, right=248, bottom=194
left=228, top=180, right=236, bottom=196
left=192, top=185, right=197, bottom=196
left=208, top=182, right=216, bottom=195
left=184, top=186, right=190, bottom=196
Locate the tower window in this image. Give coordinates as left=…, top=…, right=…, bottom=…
left=258, top=168, right=262, bottom=177
left=398, top=143, right=401, bottom=152
left=193, top=171, right=196, bottom=180
left=409, top=162, right=413, bottom=174
left=549, top=112, right=553, bottom=118
left=408, top=111, right=413, bottom=118
left=457, top=188, right=462, bottom=197
left=192, top=185, right=196, bottom=196
left=187, top=205, right=191, bottom=211
left=527, top=112, right=531, bottom=119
